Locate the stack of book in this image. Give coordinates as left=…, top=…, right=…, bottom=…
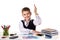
left=41, top=28, right=58, bottom=38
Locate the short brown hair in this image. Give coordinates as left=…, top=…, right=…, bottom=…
left=22, top=7, right=30, bottom=13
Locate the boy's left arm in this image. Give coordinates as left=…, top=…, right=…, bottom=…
left=29, top=4, right=41, bottom=34
left=33, top=4, right=41, bottom=26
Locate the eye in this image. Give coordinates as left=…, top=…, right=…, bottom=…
left=27, top=13, right=30, bottom=15
left=27, top=13, right=29, bottom=14
left=24, top=14, right=26, bottom=15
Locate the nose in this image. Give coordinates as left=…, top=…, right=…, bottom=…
left=26, top=14, right=29, bottom=17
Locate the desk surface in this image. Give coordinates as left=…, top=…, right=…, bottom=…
left=0, top=33, right=59, bottom=40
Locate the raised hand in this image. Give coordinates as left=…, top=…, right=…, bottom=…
left=34, top=4, right=38, bottom=15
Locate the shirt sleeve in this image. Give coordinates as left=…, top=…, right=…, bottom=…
left=33, top=15, right=41, bottom=26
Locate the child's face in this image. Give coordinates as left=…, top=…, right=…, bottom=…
left=22, top=11, right=31, bottom=20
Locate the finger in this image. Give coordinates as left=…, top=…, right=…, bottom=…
left=34, top=4, right=36, bottom=8
left=34, top=4, right=37, bottom=10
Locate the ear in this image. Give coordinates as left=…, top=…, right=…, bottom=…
left=30, top=12, right=32, bottom=15
left=22, top=13, right=23, bottom=16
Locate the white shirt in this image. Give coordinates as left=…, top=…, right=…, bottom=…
left=19, top=15, right=41, bottom=34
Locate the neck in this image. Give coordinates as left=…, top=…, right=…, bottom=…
left=24, top=18, right=30, bottom=22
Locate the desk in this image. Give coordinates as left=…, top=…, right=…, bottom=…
left=0, top=32, right=59, bottom=40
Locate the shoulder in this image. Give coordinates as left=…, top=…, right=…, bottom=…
left=30, top=19, right=34, bottom=22
left=19, top=20, right=23, bottom=24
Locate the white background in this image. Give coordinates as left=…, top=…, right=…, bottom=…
left=0, top=0, right=60, bottom=38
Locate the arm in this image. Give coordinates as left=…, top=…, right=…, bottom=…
left=19, top=21, right=31, bottom=34
left=30, top=5, right=41, bottom=34
left=33, top=4, right=41, bottom=26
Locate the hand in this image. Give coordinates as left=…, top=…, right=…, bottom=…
left=34, top=4, right=38, bottom=15
left=32, top=30, right=40, bottom=34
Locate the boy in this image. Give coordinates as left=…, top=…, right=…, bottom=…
left=19, top=4, right=41, bottom=34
